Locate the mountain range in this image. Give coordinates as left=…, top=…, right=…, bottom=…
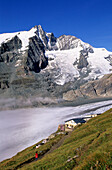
left=0, top=25, right=112, bottom=108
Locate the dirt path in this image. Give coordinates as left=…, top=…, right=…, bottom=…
left=44, top=132, right=72, bottom=156
left=15, top=132, right=72, bottom=169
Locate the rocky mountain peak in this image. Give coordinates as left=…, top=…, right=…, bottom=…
left=0, top=26, right=48, bottom=80
left=0, top=25, right=112, bottom=103
left=37, top=25, right=48, bottom=46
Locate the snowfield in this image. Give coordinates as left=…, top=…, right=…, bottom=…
left=87, top=48, right=112, bottom=80
left=45, top=47, right=112, bottom=85
left=45, top=49, right=81, bottom=85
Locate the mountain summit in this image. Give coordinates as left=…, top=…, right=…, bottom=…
left=0, top=25, right=112, bottom=108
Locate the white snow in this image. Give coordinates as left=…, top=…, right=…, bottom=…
left=0, top=27, right=37, bottom=52
left=86, top=47, right=112, bottom=80
left=46, top=33, right=51, bottom=36
left=45, top=45, right=112, bottom=85
left=18, top=27, right=37, bottom=51
left=0, top=32, right=17, bottom=44
left=45, top=49, right=81, bottom=85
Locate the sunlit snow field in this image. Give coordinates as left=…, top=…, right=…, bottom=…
left=0, top=100, right=112, bottom=162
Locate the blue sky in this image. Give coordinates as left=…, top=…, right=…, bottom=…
left=0, top=0, right=112, bottom=51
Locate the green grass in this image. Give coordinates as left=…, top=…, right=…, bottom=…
left=0, top=108, right=112, bottom=170
left=0, top=133, right=64, bottom=169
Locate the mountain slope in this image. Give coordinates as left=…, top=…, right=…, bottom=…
left=0, top=25, right=112, bottom=107
left=63, top=73, right=112, bottom=101
left=0, top=108, right=112, bottom=169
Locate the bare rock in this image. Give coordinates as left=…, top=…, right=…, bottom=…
left=63, top=74, right=112, bottom=101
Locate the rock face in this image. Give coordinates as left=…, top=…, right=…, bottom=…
left=0, top=36, right=22, bottom=63
left=37, top=25, right=48, bottom=48
left=0, top=25, right=112, bottom=108
left=27, top=36, right=48, bottom=73
left=57, top=35, right=79, bottom=50
left=63, top=74, right=112, bottom=101
left=0, top=26, right=49, bottom=102
left=77, top=52, right=88, bottom=69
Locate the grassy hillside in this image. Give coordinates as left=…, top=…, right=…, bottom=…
left=0, top=108, right=112, bottom=170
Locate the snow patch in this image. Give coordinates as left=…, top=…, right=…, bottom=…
left=0, top=27, right=37, bottom=52
left=15, top=60, right=22, bottom=67
left=46, top=49, right=81, bottom=85
left=86, top=47, right=112, bottom=80
left=46, top=46, right=112, bottom=85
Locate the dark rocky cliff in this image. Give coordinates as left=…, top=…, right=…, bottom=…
left=0, top=28, right=49, bottom=101
left=0, top=25, right=112, bottom=109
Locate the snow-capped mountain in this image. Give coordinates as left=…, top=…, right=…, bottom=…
left=0, top=25, right=112, bottom=105
left=45, top=47, right=112, bottom=85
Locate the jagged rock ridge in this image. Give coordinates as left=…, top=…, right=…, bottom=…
left=0, top=25, right=112, bottom=106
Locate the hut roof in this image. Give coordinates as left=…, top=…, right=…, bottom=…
left=65, top=118, right=86, bottom=124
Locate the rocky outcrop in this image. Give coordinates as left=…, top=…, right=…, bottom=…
left=0, top=28, right=48, bottom=97
left=57, top=35, right=79, bottom=50
left=46, top=33, right=57, bottom=50
left=37, top=26, right=90, bottom=51
left=63, top=74, right=112, bottom=101
left=77, top=50, right=89, bottom=69
left=37, top=25, right=48, bottom=48
left=0, top=35, right=22, bottom=54
left=0, top=36, right=22, bottom=62
left=105, top=55, right=112, bottom=66
left=36, top=25, right=57, bottom=51
left=27, top=35, right=48, bottom=73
